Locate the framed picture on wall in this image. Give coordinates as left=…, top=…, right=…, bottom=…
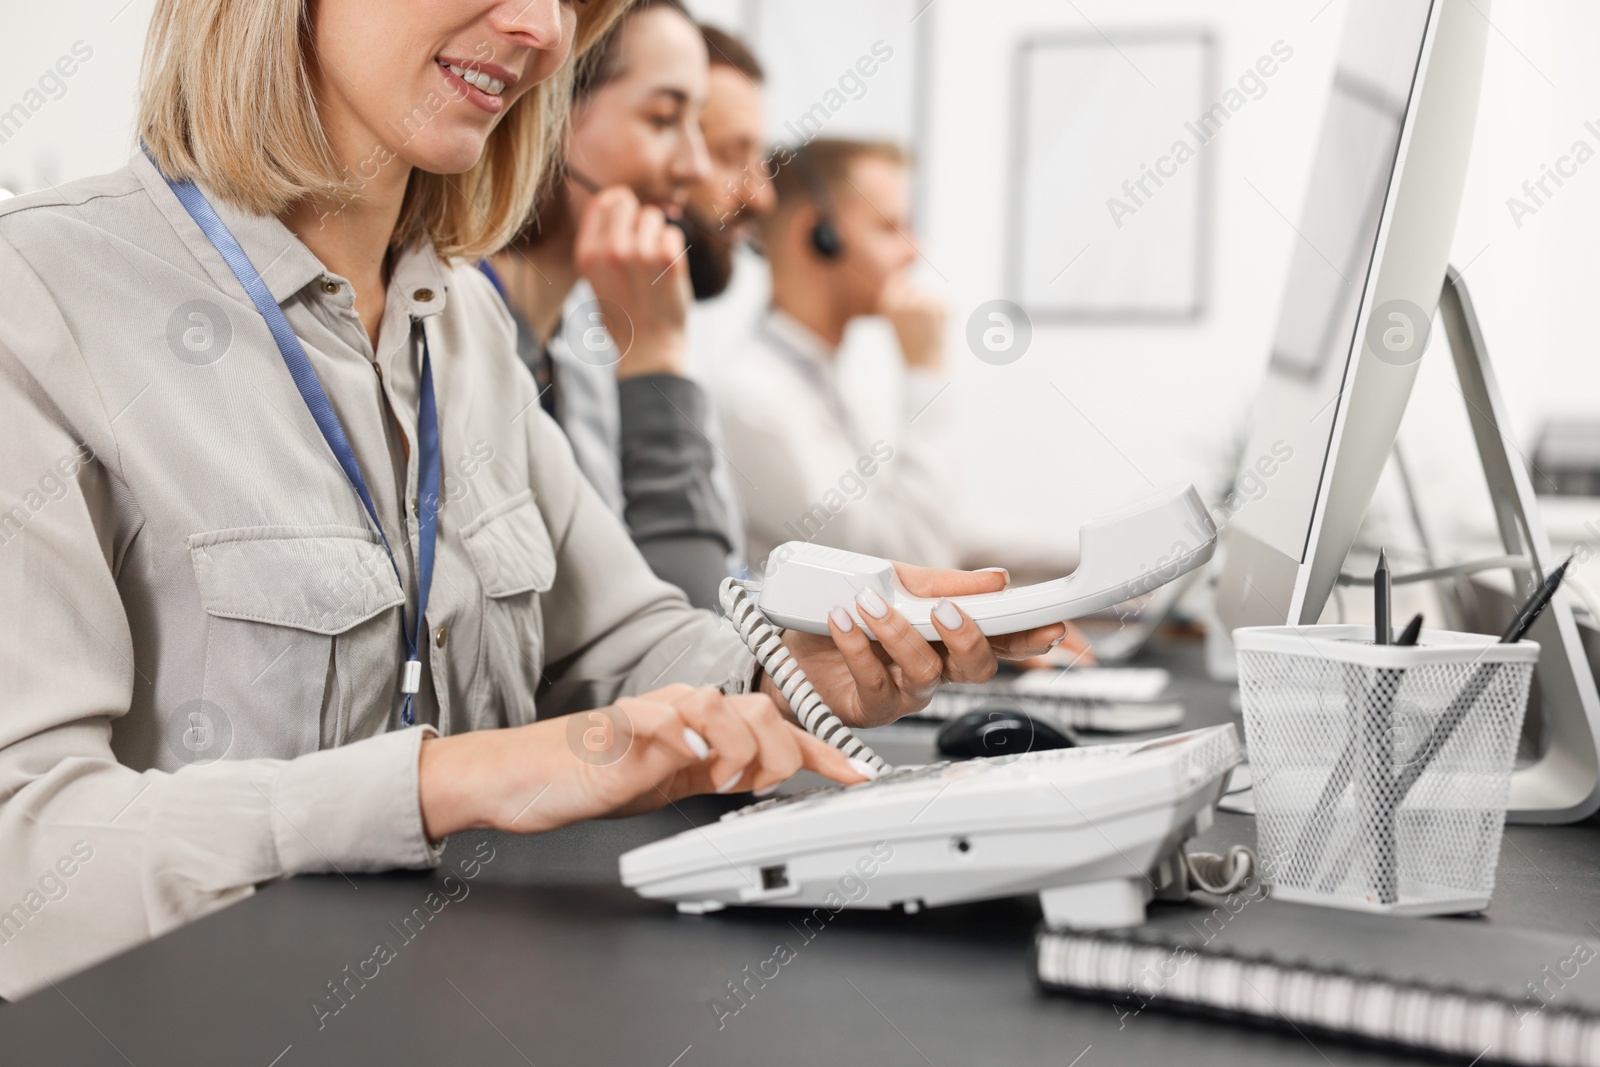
left=1007, top=30, right=1214, bottom=321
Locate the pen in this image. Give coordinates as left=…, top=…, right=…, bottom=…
left=1393, top=557, right=1571, bottom=800
left=1296, top=611, right=1423, bottom=896
left=1499, top=554, right=1573, bottom=645
left=1369, top=612, right=1421, bottom=903
left=1374, top=549, right=1391, bottom=646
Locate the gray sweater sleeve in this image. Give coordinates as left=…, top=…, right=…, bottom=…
left=616, top=375, right=733, bottom=612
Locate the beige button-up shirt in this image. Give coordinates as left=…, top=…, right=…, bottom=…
left=0, top=152, right=753, bottom=998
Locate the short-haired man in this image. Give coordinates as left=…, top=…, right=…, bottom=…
left=716, top=138, right=961, bottom=571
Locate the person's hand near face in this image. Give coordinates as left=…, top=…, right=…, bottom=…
left=877, top=272, right=946, bottom=371
left=573, top=186, right=694, bottom=377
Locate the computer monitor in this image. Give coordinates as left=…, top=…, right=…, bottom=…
left=1215, top=0, right=1484, bottom=633
left=1217, top=0, right=1600, bottom=824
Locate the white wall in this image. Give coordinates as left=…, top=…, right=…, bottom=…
left=690, top=0, right=1596, bottom=569
left=1, top=2, right=157, bottom=195
left=5, top=0, right=1595, bottom=573
left=919, top=0, right=1343, bottom=553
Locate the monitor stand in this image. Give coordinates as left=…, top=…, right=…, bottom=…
left=1434, top=266, right=1600, bottom=823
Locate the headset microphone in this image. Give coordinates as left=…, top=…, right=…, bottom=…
left=566, top=165, right=701, bottom=289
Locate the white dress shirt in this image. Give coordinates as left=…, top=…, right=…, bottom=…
left=717, top=308, right=962, bottom=571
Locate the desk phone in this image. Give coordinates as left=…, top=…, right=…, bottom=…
left=748, top=484, right=1217, bottom=639
left=621, top=724, right=1242, bottom=929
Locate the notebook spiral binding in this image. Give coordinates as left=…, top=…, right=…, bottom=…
left=1035, top=926, right=1600, bottom=1066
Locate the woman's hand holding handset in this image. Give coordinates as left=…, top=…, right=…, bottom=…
left=771, top=563, right=1070, bottom=728
left=417, top=684, right=869, bottom=841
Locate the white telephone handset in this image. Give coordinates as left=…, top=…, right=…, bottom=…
left=749, top=484, right=1217, bottom=639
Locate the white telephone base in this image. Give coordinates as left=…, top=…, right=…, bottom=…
left=620, top=724, right=1242, bottom=930
left=750, top=484, right=1217, bottom=639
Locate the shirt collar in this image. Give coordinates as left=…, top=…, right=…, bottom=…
left=762, top=307, right=836, bottom=369
left=131, top=149, right=448, bottom=318
left=389, top=239, right=448, bottom=319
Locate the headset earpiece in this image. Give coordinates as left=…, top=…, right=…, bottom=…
left=793, top=146, right=844, bottom=261
left=809, top=216, right=843, bottom=260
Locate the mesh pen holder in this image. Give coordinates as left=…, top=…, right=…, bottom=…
left=1235, top=626, right=1537, bottom=916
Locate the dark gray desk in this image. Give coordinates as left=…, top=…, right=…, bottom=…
left=5, top=640, right=1600, bottom=1066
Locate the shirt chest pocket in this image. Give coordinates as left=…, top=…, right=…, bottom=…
left=188, top=526, right=404, bottom=759
left=460, top=490, right=556, bottom=727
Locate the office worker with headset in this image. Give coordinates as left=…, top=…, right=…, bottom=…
left=0, top=0, right=1067, bottom=997
left=483, top=0, right=742, bottom=611
left=718, top=139, right=963, bottom=571
left=720, top=140, right=1095, bottom=663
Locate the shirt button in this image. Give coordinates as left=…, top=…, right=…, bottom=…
left=414, top=288, right=435, bottom=302
left=435, top=625, right=448, bottom=648
left=321, top=280, right=341, bottom=296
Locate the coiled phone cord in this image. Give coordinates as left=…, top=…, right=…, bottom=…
left=719, top=578, right=893, bottom=774
left=1182, top=845, right=1256, bottom=896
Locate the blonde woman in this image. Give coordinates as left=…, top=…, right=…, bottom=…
left=0, top=0, right=1065, bottom=997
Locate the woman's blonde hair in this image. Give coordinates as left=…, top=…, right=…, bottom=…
left=137, top=0, right=632, bottom=260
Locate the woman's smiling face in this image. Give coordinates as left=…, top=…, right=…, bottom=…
left=307, top=0, right=579, bottom=179
left=565, top=5, right=711, bottom=214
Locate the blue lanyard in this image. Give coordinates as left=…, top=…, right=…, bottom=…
left=476, top=258, right=508, bottom=302
left=158, top=165, right=440, bottom=727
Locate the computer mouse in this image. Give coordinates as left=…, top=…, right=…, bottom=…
left=935, top=705, right=1075, bottom=760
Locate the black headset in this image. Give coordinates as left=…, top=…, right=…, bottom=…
left=790, top=145, right=843, bottom=261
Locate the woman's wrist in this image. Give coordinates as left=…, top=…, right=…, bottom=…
left=758, top=662, right=800, bottom=725
left=615, top=329, right=688, bottom=378
left=418, top=733, right=492, bottom=840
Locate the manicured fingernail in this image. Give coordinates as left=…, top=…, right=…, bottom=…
left=848, top=758, right=879, bottom=780
left=683, top=728, right=710, bottom=760
left=753, top=783, right=781, bottom=797
left=933, top=598, right=963, bottom=630
left=979, top=566, right=1011, bottom=587
left=717, top=770, right=744, bottom=794
left=856, top=589, right=889, bottom=618
left=829, top=606, right=855, bottom=632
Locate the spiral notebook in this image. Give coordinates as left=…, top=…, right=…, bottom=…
left=1035, top=898, right=1600, bottom=1066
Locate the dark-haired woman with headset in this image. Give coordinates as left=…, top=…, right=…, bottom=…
left=483, top=0, right=735, bottom=610
left=0, top=0, right=1065, bottom=997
